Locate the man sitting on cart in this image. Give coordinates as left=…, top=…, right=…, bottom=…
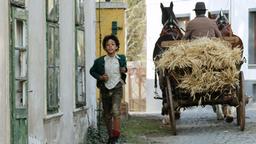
left=183, top=2, right=221, bottom=40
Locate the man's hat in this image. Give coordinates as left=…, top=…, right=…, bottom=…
left=193, top=2, right=207, bottom=11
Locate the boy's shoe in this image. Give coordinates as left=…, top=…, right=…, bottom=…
left=107, top=137, right=113, bottom=144
left=111, top=136, right=119, bottom=144
left=107, top=137, right=119, bottom=144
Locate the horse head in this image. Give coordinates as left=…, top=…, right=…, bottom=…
left=153, top=2, right=183, bottom=60
left=161, top=2, right=178, bottom=26
left=215, top=10, right=243, bottom=50
left=160, top=2, right=182, bottom=37
left=215, top=10, right=233, bottom=36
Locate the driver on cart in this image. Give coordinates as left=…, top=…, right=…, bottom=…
left=183, top=2, right=222, bottom=40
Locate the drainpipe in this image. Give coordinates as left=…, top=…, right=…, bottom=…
left=229, top=0, right=232, bottom=24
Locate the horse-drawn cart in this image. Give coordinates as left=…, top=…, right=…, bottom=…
left=156, top=37, right=246, bottom=135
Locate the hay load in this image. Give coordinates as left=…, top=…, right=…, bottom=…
left=156, top=37, right=242, bottom=101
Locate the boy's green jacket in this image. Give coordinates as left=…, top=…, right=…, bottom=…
left=90, top=54, right=127, bottom=88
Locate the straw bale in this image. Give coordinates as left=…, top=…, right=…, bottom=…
left=156, top=37, right=242, bottom=101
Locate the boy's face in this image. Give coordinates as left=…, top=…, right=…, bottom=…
left=105, top=39, right=117, bottom=55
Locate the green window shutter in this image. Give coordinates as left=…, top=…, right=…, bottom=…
left=46, top=0, right=60, bottom=114
left=10, top=5, right=28, bottom=144
left=10, top=0, right=25, bottom=7
left=75, top=0, right=85, bottom=26
left=11, top=6, right=29, bottom=120
left=75, top=28, right=86, bottom=108
left=47, top=23, right=60, bottom=113
left=46, top=0, right=59, bottom=22
left=75, top=0, right=86, bottom=108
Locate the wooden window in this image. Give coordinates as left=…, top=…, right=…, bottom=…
left=75, top=0, right=85, bottom=25
left=12, top=7, right=28, bottom=109
left=46, top=0, right=59, bottom=22
left=208, top=10, right=229, bottom=20
left=46, top=0, right=60, bottom=113
left=14, top=18, right=28, bottom=109
left=10, top=5, right=28, bottom=143
left=75, top=0, right=86, bottom=108
left=253, top=84, right=256, bottom=102
left=249, top=11, right=256, bottom=65
left=176, top=16, right=190, bottom=32
left=10, top=0, right=25, bottom=7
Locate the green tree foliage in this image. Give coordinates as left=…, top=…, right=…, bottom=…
left=126, top=0, right=146, bottom=61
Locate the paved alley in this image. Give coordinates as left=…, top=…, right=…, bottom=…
left=145, top=103, right=256, bottom=144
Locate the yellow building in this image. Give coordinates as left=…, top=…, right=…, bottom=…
left=96, top=1, right=127, bottom=56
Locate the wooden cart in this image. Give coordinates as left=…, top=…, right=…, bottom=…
left=160, top=37, right=246, bottom=135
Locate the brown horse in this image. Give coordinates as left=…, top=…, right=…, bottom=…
left=216, top=11, right=243, bottom=48
left=153, top=2, right=183, bottom=118
left=212, top=11, right=243, bottom=123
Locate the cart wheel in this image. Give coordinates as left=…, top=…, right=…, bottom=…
left=166, top=76, right=177, bottom=135
left=236, top=71, right=245, bottom=131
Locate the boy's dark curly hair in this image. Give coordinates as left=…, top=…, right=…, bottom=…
left=102, top=34, right=120, bottom=51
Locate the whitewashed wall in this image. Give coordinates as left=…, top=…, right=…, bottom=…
left=27, top=0, right=47, bottom=143
left=28, top=0, right=97, bottom=143
left=85, top=0, right=97, bottom=128
left=0, top=1, right=10, bottom=144
left=1, top=0, right=97, bottom=143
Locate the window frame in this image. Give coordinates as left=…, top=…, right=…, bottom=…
left=176, top=14, right=190, bottom=33
left=10, top=0, right=25, bottom=8
left=249, top=9, right=256, bottom=66
left=46, top=0, right=59, bottom=22
left=75, top=0, right=85, bottom=26
left=75, top=0, right=86, bottom=108
left=46, top=22, right=60, bottom=113
left=9, top=5, right=29, bottom=143
left=11, top=6, right=29, bottom=111
left=46, top=0, right=60, bottom=113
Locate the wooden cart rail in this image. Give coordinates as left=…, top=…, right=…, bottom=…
left=160, top=37, right=241, bottom=48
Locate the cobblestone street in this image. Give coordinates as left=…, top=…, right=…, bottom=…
left=143, top=102, right=256, bottom=144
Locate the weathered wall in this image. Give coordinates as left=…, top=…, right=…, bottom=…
left=85, top=0, right=97, bottom=128
left=0, top=0, right=10, bottom=143
left=26, top=0, right=97, bottom=143
left=27, top=0, right=46, bottom=143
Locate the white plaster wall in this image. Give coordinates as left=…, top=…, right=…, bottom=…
left=85, top=0, right=97, bottom=126
left=26, top=0, right=97, bottom=143
left=27, top=0, right=46, bottom=143
left=145, top=0, right=163, bottom=112
left=231, top=0, right=256, bottom=81
left=0, top=0, right=97, bottom=143
left=58, top=0, right=75, bottom=143
left=0, top=1, right=10, bottom=144
left=146, top=0, right=256, bottom=112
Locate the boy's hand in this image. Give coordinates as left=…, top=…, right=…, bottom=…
left=120, top=67, right=127, bottom=73
left=99, top=74, right=109, bottom=81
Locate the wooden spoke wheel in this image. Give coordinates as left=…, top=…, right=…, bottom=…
left=166, top=76, right=177, bottom=135
left=236, top=71, right=245, bottom=131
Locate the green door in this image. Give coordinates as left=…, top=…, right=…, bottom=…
left=10, top=4, right=28, bottom=144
